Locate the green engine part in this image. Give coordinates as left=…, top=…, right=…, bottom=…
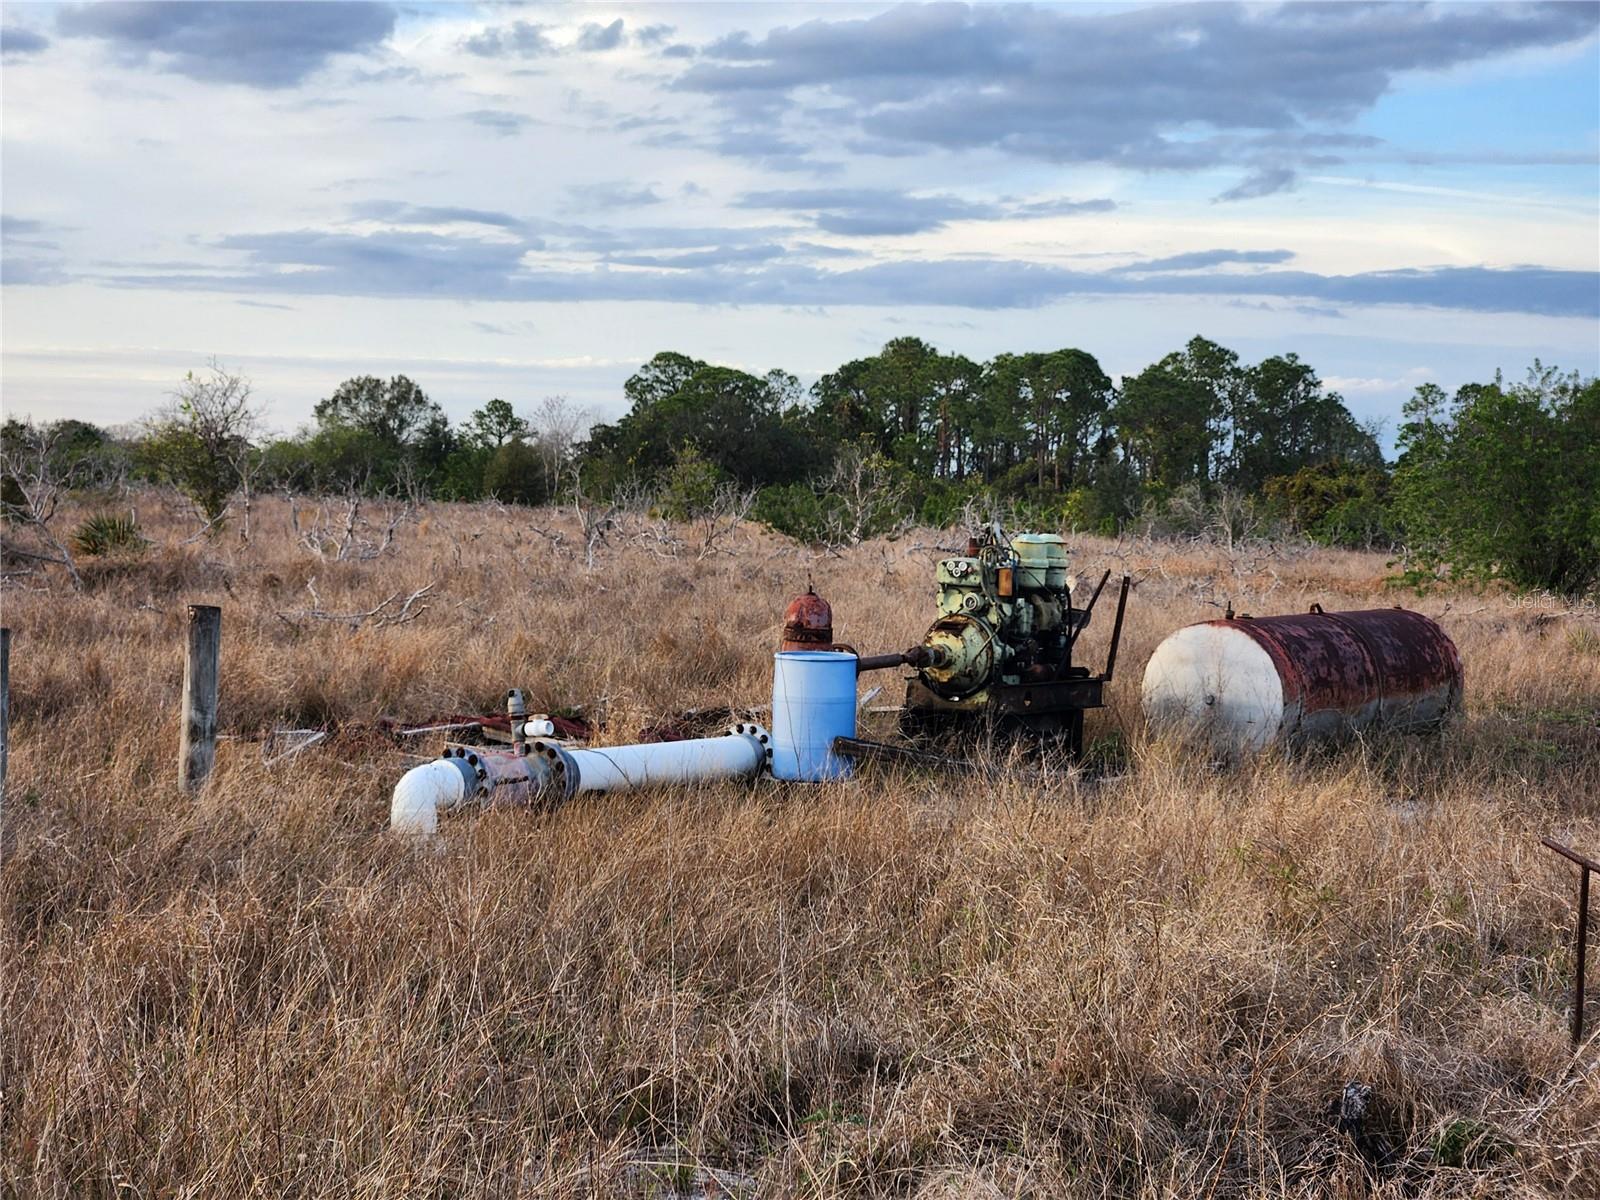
left=920, top=532, right=1081, bottom=701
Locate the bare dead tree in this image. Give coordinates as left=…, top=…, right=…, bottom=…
left=693, top=482, right=756, bottom=560
left=0, top=420, right=85, bottom=590
left=388, top=457, right=430, bottom=512
left=626, top=511, right=684, bottom=559
left=823, top=449, right=913, bottom=551
left=290, top=492, right=415, bottom=561
left=236, top=444, right=263, bottom=546
left=530, top=394, right=592, bottom=498
left=525, top=521, right=570, bottom=556
left=957, top=493, right=1010, bottom=541
left=569, top=466, right=622, bottom=570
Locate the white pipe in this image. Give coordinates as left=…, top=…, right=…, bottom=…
left=389, top=757, right=475, bottom=835
left=531, top=725, right=769, bottom=796
left=389, top=725, right=771, bottom=833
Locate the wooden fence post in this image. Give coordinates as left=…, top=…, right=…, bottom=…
left=180, top=605, right=221, bottom=792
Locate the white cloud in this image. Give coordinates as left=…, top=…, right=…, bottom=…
left=1, top=1, right=1594, bottom=432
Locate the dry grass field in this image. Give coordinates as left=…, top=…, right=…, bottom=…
left=3, top=492, right=1598, bottom=1198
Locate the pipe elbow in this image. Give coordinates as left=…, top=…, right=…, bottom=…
left=390, top=758, right=474, bottom=835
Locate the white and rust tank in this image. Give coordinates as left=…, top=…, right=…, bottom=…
left=1141, top=606, right=1463, bottom=752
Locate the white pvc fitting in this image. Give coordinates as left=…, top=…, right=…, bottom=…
left=390, top=758, right=471, bottom=835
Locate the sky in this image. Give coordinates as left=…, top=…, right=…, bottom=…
left=2, top=1, right=1597, bottom=450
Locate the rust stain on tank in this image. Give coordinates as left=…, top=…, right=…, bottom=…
left=781, top=586, right=835, bottom=652
left=1203, top=606, right=1463, bottom=726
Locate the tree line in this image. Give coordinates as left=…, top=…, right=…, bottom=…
left=3, top=338, right=1596, bottom=596
left=582, top=338, right=1391, bottom=544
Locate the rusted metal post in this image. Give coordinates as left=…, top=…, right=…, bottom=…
left=1541, top=837, right=1598, bottom=1047
left=1065, top=569, right=1111, bottom=659
left=1102, top=575, right=1131, bottom=682
left=0, top=627, right=10, bottom=828
left=1577, top=869, right=1591, bottom=1047
left=179, top=605, right=221, bottom=792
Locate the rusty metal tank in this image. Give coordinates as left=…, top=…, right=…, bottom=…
left=781, top=586, right=835, bottom=653
left=1141, top=605, right=1462, bottom=752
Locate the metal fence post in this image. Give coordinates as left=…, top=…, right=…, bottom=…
left=179, top=605, right=221, bottom=792
left=1541, top=837, right=1597, bottom=1047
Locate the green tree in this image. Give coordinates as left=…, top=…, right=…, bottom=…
left=623, top=351, right=705, bottom=412
left=481, top=438, right=550, bottom=506
left=139, top=361, right=261, bottom=526
left=977, top=354, right=1034, bottom=485
left=811, top=355, right=891, bottom=453
left=466, top=398, right=530, bottom=449
left=657, top=443, right=727, bottom=520
left=1114, top=358, right=1216, bottom=490
left=1263, top=460, right=1394, bottom=549
left=1232, top=354, right=1379, bottom=490
left=1170, top=337, right=1247, bottom=479
left=1013, top=348, right=1112, bottom=490
left=315, top=375, right=443, bottom=445
left=584, top=357, right=820, bottom=490
left=809, top=338, right=975, bottom=474
left=869, top=337, right=942, bottom=463
left=309, top=374, right=453, bottom=493
left=1391, top=365, right=1599, bottom=596
left=925, top=352, right=983, bottom=480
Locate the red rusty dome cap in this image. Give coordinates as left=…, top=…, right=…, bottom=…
left=781, top=586, right=834, bottom=651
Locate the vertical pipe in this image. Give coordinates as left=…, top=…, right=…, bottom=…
left=1575, top=866, right=1590, bottom=1047
left=0, top=627, right=9, bottom=831
left=507, top=688, right=527, bottom=757
left=179, top=604, right=221, bottom=792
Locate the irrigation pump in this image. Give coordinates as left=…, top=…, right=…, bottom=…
left=852, top=527, right=1129, bottom=757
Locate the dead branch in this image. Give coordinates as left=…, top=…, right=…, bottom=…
left=568, top=466, right=624, bottom=570
left=293, top=493, right=415, bottom=561
left=278, top=579, right=435, bottom=631
left=692, top=484, right=755, bottom=560
left=180, top=506, right=233, bottom=545
left=0, top=422, right=85, bottom=590
left=262, top=730, right=328, bottom=768
left=526, top=523, right=569, bottom=555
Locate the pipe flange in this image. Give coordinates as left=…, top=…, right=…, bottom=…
left=727, top=721, right=774, bottom=763
left=527, top=738, right=578, bottom=798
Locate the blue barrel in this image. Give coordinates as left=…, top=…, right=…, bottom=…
left=770, top=651, right=857, bottom=781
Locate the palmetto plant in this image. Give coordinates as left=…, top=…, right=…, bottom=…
left=69, top=512, right=146, bottom=557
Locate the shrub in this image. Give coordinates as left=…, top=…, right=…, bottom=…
left=752, top=482, right=832, bottom=544
left=70, top=513, right=146, bottom=557
left=481, top=439, right=549, bottom=506
left=1392, top=368, right=1599, bottom=597
left=657, top=444, right=725, bottom=520
left=1262, top=460, right=1396, bottom=549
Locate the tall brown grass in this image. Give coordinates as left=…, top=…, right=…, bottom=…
left=3, top=492, right=1598, bottom=1197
